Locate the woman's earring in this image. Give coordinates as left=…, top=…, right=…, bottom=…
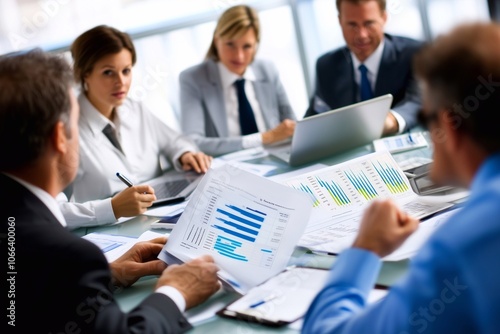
left=83, top=82, right=88, bottom=91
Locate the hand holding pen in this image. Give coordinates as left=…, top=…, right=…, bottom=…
left=110, top=173, right=157, bottom=218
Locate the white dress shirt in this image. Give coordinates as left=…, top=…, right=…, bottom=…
left=217, top=62, right=266, bottom=149
left=351, top=40, right=407, bottom=133
left=60, top=94, right=197, bottom=228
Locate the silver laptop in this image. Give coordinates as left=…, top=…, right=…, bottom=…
left=146, top=170, right=203, bottom=207
left=271, top=94, right=393, bottom=166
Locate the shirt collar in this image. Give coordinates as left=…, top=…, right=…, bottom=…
left=78, top=93, right=120, bottom=137
left=217, top=62, right=256, bottom=89
left=351, top=39, right=385, bottom=76
left=470, top=152, right=500, bottom=194
left=4, top=173, right=67, bottom=227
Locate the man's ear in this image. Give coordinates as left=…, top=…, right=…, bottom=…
left=441, top=111, right=463, bottom=153
left=52, top=121, right=68, bottom=155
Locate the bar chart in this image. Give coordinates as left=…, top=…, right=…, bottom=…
left=344, top=169, right=379, bottom=200
left=287, top=181, right=321, bottom=207
left=283, top=152, right=413, bottom=212
left=372, top=160, right=409, bottom=194
left=316, top=176, right=352, bottom=206
left=162, top=166, right=312, bottom=292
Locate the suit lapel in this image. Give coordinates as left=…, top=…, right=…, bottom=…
left=375, top=35, right=397, bottom=96
left=0, top=174, right=63, bottom=228
left=336, top=48, right=357, bottom=108
left=251, top=63, right=274, bottom=129
left=203, top=60, right=229, bottom=137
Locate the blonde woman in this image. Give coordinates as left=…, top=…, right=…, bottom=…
left=179, top=5, right=296, bottom=156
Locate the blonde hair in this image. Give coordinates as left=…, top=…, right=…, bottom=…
left=205, top=5, right=260, bottom=61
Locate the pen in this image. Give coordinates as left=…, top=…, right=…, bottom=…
left=407, top=131, right=415, bottom=144
left=116, top=172, right=133, bottom=187
left=249, top=294, right=277, bottom=308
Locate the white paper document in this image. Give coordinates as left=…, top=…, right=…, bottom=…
left=158, top=165, right=312, bottom=293
left=373, top=131, right=428, bottom=153
left=83, top=231, right=168, bottom=262
left=282, top=152, right=453, bottom=260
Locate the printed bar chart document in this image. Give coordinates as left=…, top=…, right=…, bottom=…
left=158, top=165, right=312, bottom=293
left=282, top=152, right=453, bottom=260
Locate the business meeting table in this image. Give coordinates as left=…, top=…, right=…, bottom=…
left=73, top=131, right=441, bottom=333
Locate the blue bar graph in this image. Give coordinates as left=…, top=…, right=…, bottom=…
left=290, top=183, right=320, bottom=207
left=214, top=235, right=248, bottom=262
left=212, top=203, right=267, bottom=261
left=216, top=208, right=262, bottom=229
left=316, top=177, right=351, bottom=206
left=345, top=170, right=379, bottom=200
left=213, top=225, right=256, bottom=242
left=372, top=161, right=409, bottom=194
left=226, top=205, right=265, bottom=222
left=215, top=218, right=259, bottom=235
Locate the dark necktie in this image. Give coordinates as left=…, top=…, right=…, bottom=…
left=359, top=64, right=374, bottom=101
left=102, top=123, right=124, bottom=154
left=234, top=79, right=259, bottom=135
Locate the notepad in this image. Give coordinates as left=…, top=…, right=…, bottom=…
left=216, top=266, right=388, bottom=327
left=373, top=132, right=428, bottom=153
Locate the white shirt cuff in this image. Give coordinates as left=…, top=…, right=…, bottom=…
left=242, top=133, right=263, bottom=149
left=95, top=198, right=118, bottom=224
left=155, top=286, right=186, bottom=312
left=390, top=110, right=406, bottom=134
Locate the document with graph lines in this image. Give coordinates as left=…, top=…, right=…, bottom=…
left=282, top=151, right=453, bottom=261
left=158, top=165, right=312, bottom=293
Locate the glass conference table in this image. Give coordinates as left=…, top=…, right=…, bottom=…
left=73, top=131, right=435, bottom=333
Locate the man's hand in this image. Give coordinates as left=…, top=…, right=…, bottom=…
left=382, top=113, right=399, bottom=135
left=110, top=237, right=168, bottom=288
left=262, top=119, right=296, bottom=145
left=180, top=151, right=212, bottom=174
left=111, top=185, right=156, bottom=218
left=156, top=255, right=221, bottom=310
left=352, top=200, right=419, bottom=258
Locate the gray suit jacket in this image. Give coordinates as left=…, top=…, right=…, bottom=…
left=180, top=59, right=296, bottom=156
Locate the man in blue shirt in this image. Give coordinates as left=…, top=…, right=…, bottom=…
left=302, top=23, right=500, bottom=334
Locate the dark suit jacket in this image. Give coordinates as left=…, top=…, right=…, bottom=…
left=305, top=34, right=423, bottom=131
left=0, top=173, right=191, bottom=333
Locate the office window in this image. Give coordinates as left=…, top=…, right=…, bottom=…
left=0, top=0, right=492, bottom=127
left=384, top=0, right=424, bottom=40
left=427, top=0, right=490, bottom=37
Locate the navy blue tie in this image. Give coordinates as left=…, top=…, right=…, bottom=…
left=234, top=79, right=259, bottom=135
left=359, top=64, right=374, bottom=101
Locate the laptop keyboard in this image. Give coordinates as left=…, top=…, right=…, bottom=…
left=153, top=179, right=191, bottom=198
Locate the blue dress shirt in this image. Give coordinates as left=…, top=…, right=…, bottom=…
left=302, top=153, right=500, bottom=334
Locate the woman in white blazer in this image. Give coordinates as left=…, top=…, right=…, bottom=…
left=60, top=25, right=211, bottom=228
left=180, top=5, right=296, bottom=156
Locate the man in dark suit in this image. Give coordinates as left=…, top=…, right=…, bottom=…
left=0, top=51, right=220, bottom=333
left=305, top=0, right=423, bottom=135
